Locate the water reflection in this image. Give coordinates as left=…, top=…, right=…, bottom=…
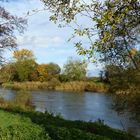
left=0, top=88, right=139, bottom=137
left=0, top=88, right=16, bottom=100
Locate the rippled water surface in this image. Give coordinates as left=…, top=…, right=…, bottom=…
left=0, top=88, right=140, bottom=137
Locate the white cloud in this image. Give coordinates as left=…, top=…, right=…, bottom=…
left=17, top=35, right=64, bottom=48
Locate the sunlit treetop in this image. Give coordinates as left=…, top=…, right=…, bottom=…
left=13, top=49, right=35, bottom=61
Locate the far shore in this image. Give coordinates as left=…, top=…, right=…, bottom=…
left=2, top=81, right=109, bottom=93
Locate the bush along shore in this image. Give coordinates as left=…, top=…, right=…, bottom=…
left=2, top=81, right=109, bottom=93
left=0, top=107, right=139, bottom=140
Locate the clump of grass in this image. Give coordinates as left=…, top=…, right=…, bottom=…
left=57, top=81, right=108, bottom=93
left=85, top=82, right=109, bottom=93
left=56, top=81, right=86, bottom=92
left=2, top=80, right=60, bottom=90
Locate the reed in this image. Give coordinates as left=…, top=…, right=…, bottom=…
left=2, top=81, right=109, bottom=93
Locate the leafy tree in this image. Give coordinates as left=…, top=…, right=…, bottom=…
left=103, top=51, right=140, bottom=120
left=93, top=0, right=140, bottom=69
left=30, top=68, right=39, bottom=81
left=104, top=50, right=140, bottom=92
left=46, top=63, right=61, bottom=75
left=0, top=62, right=17, bottom=82
left=42, top=0, right=140, bottom=68
left=0, top=6, right=26, bottom=63
left=13, top=49, right=37, bottom=81
left=59, top=74, right=69, bottom=82
left=63, top=58, right=87, bottom=81
left=15, top=60, right=37, bottom=82
left=13, top=49, right=35, bottom=61
left=45, top=63, right=61, bottom=80
left=37, top=63, right=61, bottom=81
left=37, top=64, right=48, bottom=82
left=99, top=71, right=104, bottom=82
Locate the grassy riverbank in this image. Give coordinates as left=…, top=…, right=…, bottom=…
left=0, top=107, right=138, bottom=140
left=2, top=81, right=109, bottom=93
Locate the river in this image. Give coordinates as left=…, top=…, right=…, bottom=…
left=0, top=88, right=140, bottom=137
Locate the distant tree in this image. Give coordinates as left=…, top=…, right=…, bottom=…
left=0, top=62, right=17, bottom=82
left=0, top=6, right=26, bottom=63
left=99, top=71, right=104, bottom=82
left=37, top=63, right=61, bottom=81
left=37, top=64, right=48, bottom=82
left=63, top=58, right=87, bottom=81
left=30, top=68, right=39, bottom=81
left=45, top=63, right=61, bottom=80
left=15, top=60, right=37, bottom=81
left=46, top=63, right=61, bottom=75
left=13, top=49, right=37, bottom=81
left=59, top=74, right=69, bottom=82
left=13, top=49, right=35, bottom=61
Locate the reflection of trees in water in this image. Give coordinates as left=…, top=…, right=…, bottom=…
left=112, top=94, right=140, bottom=124
left=0, top=90, right=35, bottom=110
left=13, top=90, right=35, bottom=109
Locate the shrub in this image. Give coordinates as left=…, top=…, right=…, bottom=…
left=59, top=74, right=69, bottom=82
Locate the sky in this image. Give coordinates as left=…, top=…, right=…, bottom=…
left=0, top=0, right=103, bottom=76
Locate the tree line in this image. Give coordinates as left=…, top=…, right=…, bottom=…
left=0, top=49, right=87, bottom=83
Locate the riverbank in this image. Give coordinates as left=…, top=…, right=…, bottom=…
left=0, top=107, right=139, bottom=140
left=2, top=81, right=109, bottom=93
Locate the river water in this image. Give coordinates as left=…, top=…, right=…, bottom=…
left=0, top=88, right=140, bottom=137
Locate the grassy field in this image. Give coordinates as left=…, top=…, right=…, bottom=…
left=0, top=108, right=139, bottom=140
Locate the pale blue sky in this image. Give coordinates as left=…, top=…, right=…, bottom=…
left=1, top=0, right=103, bottom=76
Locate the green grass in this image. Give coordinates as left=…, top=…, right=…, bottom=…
left=0, top=108, right=139, bottom=140
left=0, top=110, right=51, bottom=140
left=0, top=110, right=31, bottom=128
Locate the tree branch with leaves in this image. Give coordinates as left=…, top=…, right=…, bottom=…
left=0, top=6, right=27, bottom=64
